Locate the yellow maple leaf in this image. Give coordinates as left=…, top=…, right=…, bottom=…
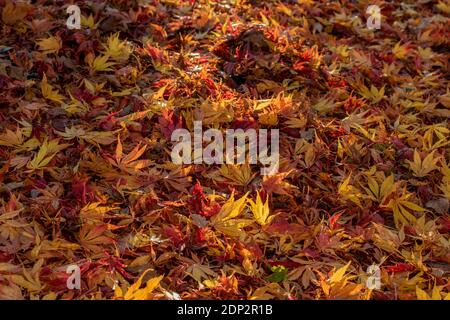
left=392, top=42, right=411, bottom=60
left=406, top=149, right=439, bottom=178
left=329, top=261, right=352, bottom=284
left=416, top=284, right=450, bottom=300
left=200, top=100, right=234, bottom=125
left=382, top=191, right=427, bottom=227
left=439, top=182, right=450, bottom=200
left=81, top=14, right=100, bottom=29
left=249, top=283, right=283, bottom=300
left=213, top=192, right=248, bottom=222
left=0, top=128, right=24, bottom=147
left=103, top=32, right=132, bottom=61
left=436, top=1, right=450, bottom=14
left=40, top=74, right=65, bottom=104
left=27, top=138, right=69, bottom=170
left=319, top=261, right=365, bottom=299
left=109, top=137, right=152, bottom=173
left=56, top=126, right=116, bottom=146
left=216, top=164, right=255, bottom=186
left=248, top=191, right=273, bottom=226
left=86, top=53, right=116, bottom=73
left=11, top=259, right=44, bottom=293
left=258, top=112, right=278, bottom=126
left=211, top=192, right=252, bottom=237
left=118, top=269, right=163, bottom=300
left=36, top=36, right=62, bottom=55
left=338, top=175, right=363, bottom=208
left=362, top=173, right=395, bottom=203
left=354, top=83, right=385, bottom=103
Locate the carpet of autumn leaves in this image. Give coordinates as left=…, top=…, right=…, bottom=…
left=0, top=0, right=450, bottom=300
